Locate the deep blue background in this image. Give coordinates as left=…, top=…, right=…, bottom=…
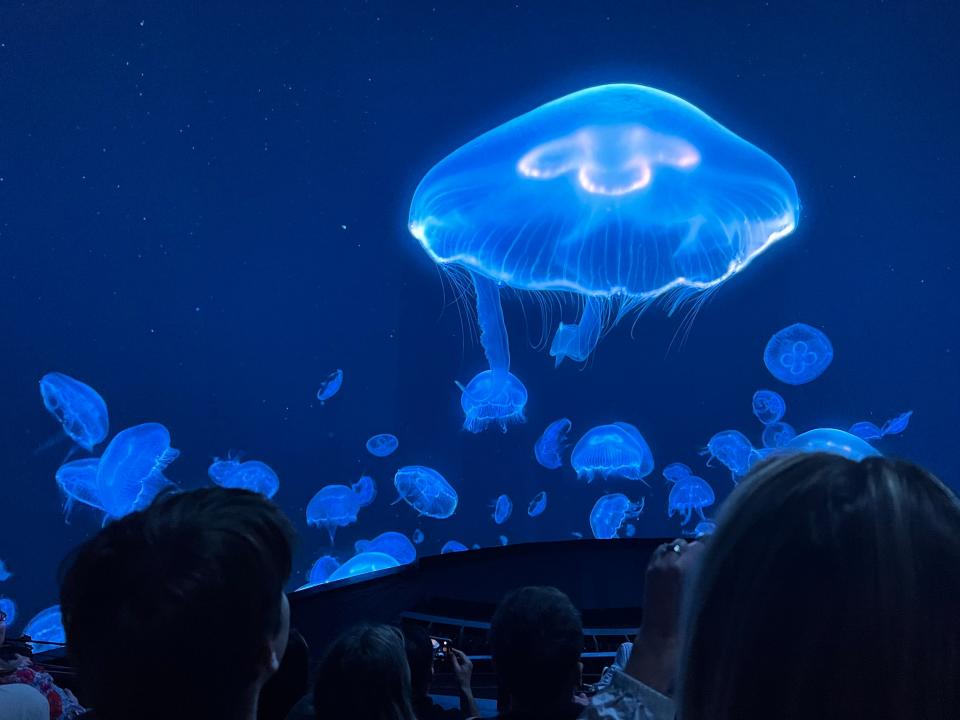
left=1, top=1, right=957, bottom=628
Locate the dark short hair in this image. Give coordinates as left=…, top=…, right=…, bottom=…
left=402, top=623, right=434, bottom=697
left=490, top=586, right=583, bottom=708
left=679, top=453, right=960, bottom=720
left=60, top=487, right=295, bottom=720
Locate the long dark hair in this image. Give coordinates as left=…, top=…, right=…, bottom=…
left=678, top=452, right=960, bottom=720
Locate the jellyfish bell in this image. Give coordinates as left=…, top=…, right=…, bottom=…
left=409, top=83, right=799, bottom=393
left=785, top=428, right=881, bottom=462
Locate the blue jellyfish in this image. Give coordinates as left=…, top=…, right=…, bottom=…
left=39, top=372, right=109, bottom=452
left=393, top=466, right=458, bottom=519
left=306, top=483, right=370, bottom=543
left=527, top=491, right=548, bottom=517
left=667, top=474, right=716, bottom=525
left=327, top=552, right=399, bottom=582
left=366, top=433, right=399, bottom=457
left=702, top=430, right=757, bottom=481
left=355, top=531, right=417, bottom=565
left=412, top=529, right=425, bottom=545
left=693, top=519, right=718, bottom=537
left=761, top=421, right=796, bottom=449
left=589, top=494, right=645, bottom=540
left=882, top=410, right=913, bottom=435
left=624, top=523, right=637, bottom=538
left=441, top=540, right=468, bottom=554
left=662, top=462, right=693, bottom=484
left=499, top=535, right=509, bottom=546
left=764, top=323, right=833, bottom=385
left=23, top=605, right=64, bottom=653
left=352, top=475, right=378, bottom=506
left=751, top=390, right=786, bottom=425
left=97, top=423, right=178, bottom=519
left=534, top=418, right=573, bottom=470
left=316, top=369, right=343, bottom=403
left=306, top=555, right=341, bottom=585
left=208, top=458, right=279, bottom=499
left=0, top=560, right=10, bottom=582
left=849, top=410, right=913, bottom=441
left=409, top=83, right=798, bottom=379
left=570, top=422, right=654, bottom=483
left=0, top=597, right=16, bottom=626
left=786, top=428, right=881, bottom=462
left=56, top=458, right=105, bottom=521
left=492, top=494, right=513, bottom=524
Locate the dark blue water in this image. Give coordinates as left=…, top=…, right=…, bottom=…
left=2, top=2, right=957, bottom=627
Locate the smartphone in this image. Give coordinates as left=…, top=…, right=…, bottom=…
left=430, top=636, right=451, bottom=659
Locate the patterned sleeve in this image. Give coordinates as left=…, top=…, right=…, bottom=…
left=583, top=670, right=675, bottom=720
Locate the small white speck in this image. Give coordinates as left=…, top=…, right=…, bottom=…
left=341, top=224, right=348, bottom=230
left=195, top=306, right=200, bottom=312
left=139, top=19, right=145, bottom=27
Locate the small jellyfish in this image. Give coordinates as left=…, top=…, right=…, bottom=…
left=764, top=323, right=833, bottom=385
left=327, top=552, right=399, bottom=582
left=571, top=532, right=584, bottom=539
left=589, top=494, right=645, bottom=540
left=316, top=369, right=344, bottom=403
left=492, top=494, right=513, bottom=524
left=97, top=423, right=178, bottom=519
left=39, top=372, right=109, bottom=451
left=881, top=410, right=913, bottom=436
left=624, top=523, right=637, bottom=537
left=355, top=531, right=417, bottom=565
left=751, top=390, right=786, bottom=425
left=499, top=535, right=509, bottom=546
left=662, top=462, right=693, bottom=484
left=23, top=605, right=65, bottom=653
left=0, top=560, right=11, bottom=582
left=693, top=519, right=717, bottom=537
left=761, top=421, right=797, bottom=449
left=570, top=422, right=655, bottom=483
left=209, top=459, right=279, bottom=499
left=393, top=466, right=458, bottom=519
left=0, top=597, right=16, bottom=626
left=702, top=430, right=757, bottom=481
left=848, top=421, right=883, bottom=441
left=786, top=428, right=881, bottom=462
left=306, top=555, right=341, bottom=585
left=441, top=540, right=468, bottom=554
left=306, top=484, right=366, bottom=543
left=534, top=418, right=573, bottom=470
left=365, top=433, right=399, bottom=458
left=56, top=458, right=105, bottom=521
left=412, top=529, right=425, bottom=544
left=850, top=410, right=914, bottom=441
left=667, top=474, right=716, bottom=525
left=352, top=475, right=378, bottom=506
left=527, top=491, right=548, bottom=517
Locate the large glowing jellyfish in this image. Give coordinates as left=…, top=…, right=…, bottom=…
left=409, top=84, right=798, bottom=425
left=96, top=423, right=178, bottom=519
left=23, top=605, right=65, bottom=653
left=39, top=372, right=109, bottom=452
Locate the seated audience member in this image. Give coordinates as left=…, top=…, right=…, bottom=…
left=588, top=453, right=960, bottom=720
left=0, top=682, right=50, bottom=720
left=402, top=624, right=480, bottom=720
left=313, top=624, right=416, bottom=720
left=60, top=487, right=295, bottom=720
left=258, top=629, right=309, bottom=720
left=488, top=586, right=584, bottom=720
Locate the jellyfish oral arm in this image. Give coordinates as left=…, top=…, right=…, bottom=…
left=549, top=296, right=603, bottom=366
left=471, top=271, right=510, bottom=375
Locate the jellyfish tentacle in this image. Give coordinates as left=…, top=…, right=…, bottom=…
left=549, top=295, right=603, bottom=366
left=471, top=271, right=510, bottom=375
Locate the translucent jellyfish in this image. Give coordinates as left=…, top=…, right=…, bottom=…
left=624, top=524, right=637, bottom=538
left=499, top=535, right=509, bottom=546
left=56, top=458, right=105, bottom=521
left=0, top=597, right=16, bottom=626
left=409, top=83, right=798, bottom=381
left=702, top=430, right=757, bottom=481
left=441, top=540, right=468, bottom=554
left=306, top=555, right=341, bottom=585
left=570, top=422, right=654, bottom=483
left=352, top=475, right=378, bottom=506
left=355, top=531, right=417, bottom=565
left=316, top=369, right=343, bottom=403
left=849, top=410, right=913, bottom=441
left=393, top=466, right=458, bottom=519
left=23, top=605, right=64, bottom=653
left=366, top=433, right=399, bottom=458
left=306, top=483, right=369, bottom=543
left=492, top=494, right=513, bottom=524
left=39, top=372, right=109, bottom=451
left=761, top=421, right=796, bottom=449
left=97, top=423, right=178, bottom=519
left=589, top=494, right=645, bottom=539
left=0, top=560, right=10, bottom=582
left=527, top=491, right=548, bottom=517
left=751, top=390, right=786, bottom=425
left=534, top=418, right=573, bottom=470
left=786, top=428, right=881, bottom=462
left=208, top=458, right=279, bottom=499
left=412, top=529, right=425, bottom=544
left=662, top=462, right=693, bottom=484
left=327, top=552, right=399, bottom=583
left=693, top=519, right=718, bottom=537
left=667, top=474, right=715, bottom=525
left=764, top=323, right=833, bottom=385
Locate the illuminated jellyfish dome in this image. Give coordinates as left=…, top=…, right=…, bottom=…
left=409, top=84, right=798, bottom=429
